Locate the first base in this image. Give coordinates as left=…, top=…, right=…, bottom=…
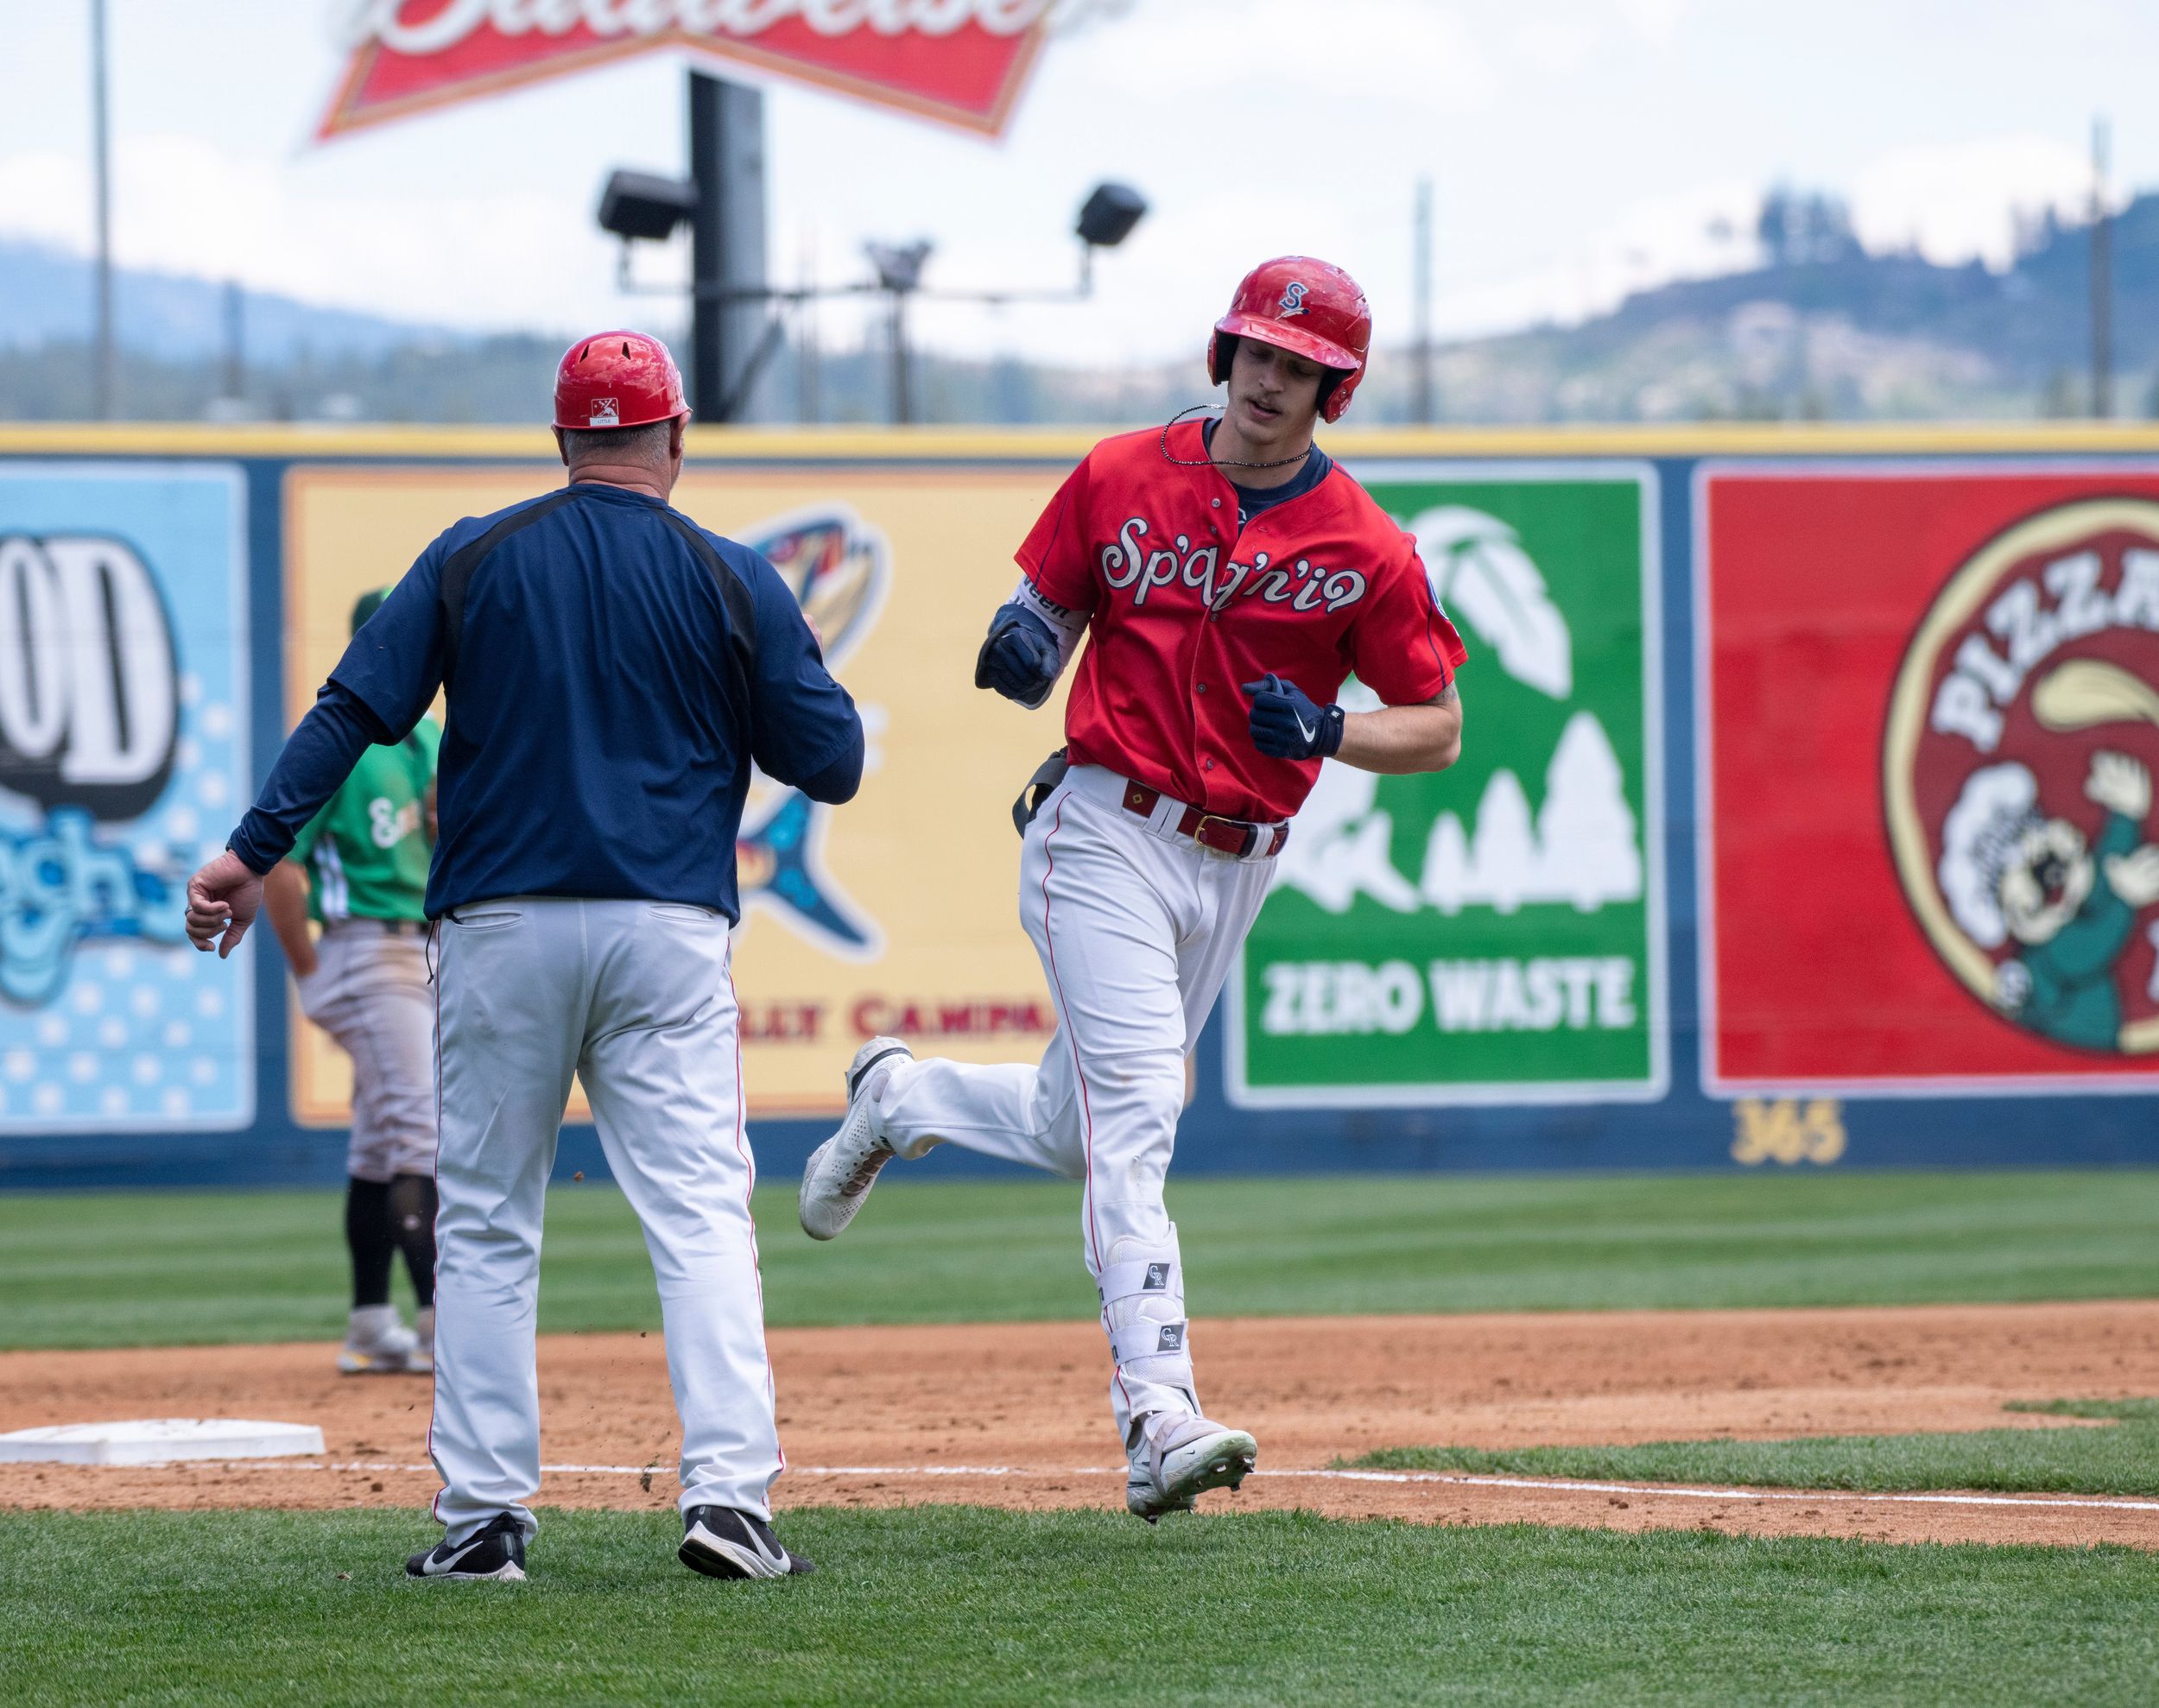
left=0, top=1418, right=326, bottom=1466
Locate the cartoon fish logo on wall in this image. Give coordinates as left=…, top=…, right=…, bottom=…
left=732, top=505, right=890, bottom=958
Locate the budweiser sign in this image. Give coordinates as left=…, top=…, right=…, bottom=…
left=320, top=0, right=1061, bottom=139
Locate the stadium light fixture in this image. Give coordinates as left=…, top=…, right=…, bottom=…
left=598, top=169, right=700, bottom=246
left=1076, top=182, right=1147, bottom=251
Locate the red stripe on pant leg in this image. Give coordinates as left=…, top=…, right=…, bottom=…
left=427, top=920, right=445, bottom=1526
left=1036, top=797, right=1132, bottom=1417
left=725, top=960, right=784, bottom=1477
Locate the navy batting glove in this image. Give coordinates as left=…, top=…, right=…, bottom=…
left=1243, top=673, right=1345, bottom=760
left=974, top=603, right=1061, bottom=708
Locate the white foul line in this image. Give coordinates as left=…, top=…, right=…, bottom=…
left=82, top=1458, right=2159, bottom=1517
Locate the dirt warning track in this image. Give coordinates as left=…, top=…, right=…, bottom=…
left=4, top=1301, right=2157, bottom=1548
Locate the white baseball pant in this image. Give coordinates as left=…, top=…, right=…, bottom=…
left=875, top=762, right=1276, bottom=1448
left=297, top=920, right=435, bottom=1181
left=427, top=896, right=781, bottom=1547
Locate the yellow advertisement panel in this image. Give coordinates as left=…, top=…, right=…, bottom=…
left=282, top=460, right=1068, bottom=1123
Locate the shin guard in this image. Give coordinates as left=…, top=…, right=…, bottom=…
left=1098, top=1229, right=1197, bottom=1435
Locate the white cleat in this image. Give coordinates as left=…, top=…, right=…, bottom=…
left=410, top=1305, right=435, bottom=1375
left=337, top=1303, right=426, bottom=1376
left=1126, top=1414, right=1258, bottom=1523
left=798, top=1036, right=913, bottom=1241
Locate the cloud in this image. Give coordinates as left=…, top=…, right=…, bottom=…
left=1433, top=177, right=1761, bottom=338
left=1612, top=0, right=1687, bottom=43
left=1514, top=18, right=1600, bottom=74
left=1848, top=133, right=2090, bottom=270
left=1067, top=0, right=1496, bottom=109
left=0, top=132, right=610, bottom=333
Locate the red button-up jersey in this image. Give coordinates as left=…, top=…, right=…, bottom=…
left=1016, top=420, right=1466, bottom=822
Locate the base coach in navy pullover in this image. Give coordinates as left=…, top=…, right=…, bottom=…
left=187, top=332, right=855, bottom=1585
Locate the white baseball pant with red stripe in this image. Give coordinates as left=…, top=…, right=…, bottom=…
left=427, top=896, right=781, bottom=1547
left=876, top=762, right=1276, bottom=1449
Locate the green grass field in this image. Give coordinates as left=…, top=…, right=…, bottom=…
left=1347, top=1400, right=2159, bottom=1496
left=4, top=1507, right=2156, bottom=1707
left=6, top=1170, right=2157, bottom=1705
left=5, top=1168, right=2159, bottom=1350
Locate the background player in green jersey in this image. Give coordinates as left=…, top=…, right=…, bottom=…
left=263, top=589, right=441, bottom=1376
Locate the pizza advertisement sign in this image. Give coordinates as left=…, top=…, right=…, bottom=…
left=1700, top=465, right=2159, bottom=1095
left=1227, top=465, right=1667, bottom=1110
left=322, top=1, right=1058, bottom=139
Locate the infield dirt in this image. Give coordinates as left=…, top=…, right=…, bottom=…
left=4, top=1301, right=2156, bottom=1548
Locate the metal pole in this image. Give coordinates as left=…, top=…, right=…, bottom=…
left=2091, top=115, right=2112, bottom=420
left=890, top=291, right=911, bottom=425
left=688, top=71, right=768, bottom=423
left=1412, top=176, right=1434, bottom=426
left=221, top=280, right=244, bottom=402
left=796, top=234, right=819, bottom=425
left=90, top=0, right=113, bottom=420
left=688, top=73, right=722, bottom=420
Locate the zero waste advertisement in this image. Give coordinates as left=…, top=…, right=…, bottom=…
left=1228, top=465, right=1665, bottom=1108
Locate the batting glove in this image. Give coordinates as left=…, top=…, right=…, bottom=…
left=975, top=603, right=1061, bottom=708
left=1243, top=672, right=1345, bottom=761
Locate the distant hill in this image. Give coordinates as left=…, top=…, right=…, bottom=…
left=1354, top=191, right=2159, bottom=424
left=3, top=190, right=2155, bottom=424
left=0, top=239, right=461, bottom=365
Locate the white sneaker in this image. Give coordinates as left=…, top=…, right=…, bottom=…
left=338, top=1304, right=424, bottom=1376
left=798, top=1037, right=913, bottom=1241
left=1125, top=1414, right=1257, bottom=1523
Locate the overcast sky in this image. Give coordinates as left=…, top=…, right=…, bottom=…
left=3, top=1, right=2153, bottom=367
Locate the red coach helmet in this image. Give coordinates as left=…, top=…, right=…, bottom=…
left=1206, top=256, right=1371, bottom=422
left=553, top=330, right=690, bottom=432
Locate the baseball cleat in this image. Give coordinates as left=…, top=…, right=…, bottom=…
left=679, top=1506, right=815, bottom=1579
left=406, top=1513, right=527, bottom=1581
left=411, top=1306, right=435, bottom=1374
left=1126, top=1414, right=1257, bottom=1524
left=798, top=1036, right=912, bottom=1241
left=338, top=1303, right=426, bottom=1376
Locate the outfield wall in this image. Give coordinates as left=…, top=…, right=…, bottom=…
left=3, top=422, right=2158, bottom=1187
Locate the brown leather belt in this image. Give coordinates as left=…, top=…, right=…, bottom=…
left=1121, top=781, right=1288, bottom=859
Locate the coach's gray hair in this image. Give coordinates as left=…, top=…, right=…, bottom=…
left=564, top=420, right=672, bottom=465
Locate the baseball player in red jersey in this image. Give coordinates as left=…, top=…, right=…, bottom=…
left=801, top=257, right=1466, bottom=1521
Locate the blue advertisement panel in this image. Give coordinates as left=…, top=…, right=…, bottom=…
left=0, top=463, right=252, bottom=1136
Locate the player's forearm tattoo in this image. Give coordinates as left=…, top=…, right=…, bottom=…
left=1431, top=683, right=1460, bottom=706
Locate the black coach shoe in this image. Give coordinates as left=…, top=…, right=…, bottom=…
left=680, top=1506, right=815, bottom=1579
left=406, top=1513, right=528, bottom=1581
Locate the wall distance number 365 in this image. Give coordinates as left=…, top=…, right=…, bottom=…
left=1730, top=1098, right=1846, bottom=1166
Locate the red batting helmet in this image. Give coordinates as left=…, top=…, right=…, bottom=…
left=553, top=330, right=690, bottom=432
left=1206, top=256, right=1371, bottom=423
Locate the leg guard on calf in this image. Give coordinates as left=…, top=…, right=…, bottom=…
left=345, top=1176, right=395, bottom=1309
left=1098, top=1230, right=1197, bottom=1433
left=387, top=1173, right=438, bottom=1309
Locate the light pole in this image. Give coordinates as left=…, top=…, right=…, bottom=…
left=90, top=0, right=113, bottom=420
left=2091, top=114, right=2112, bottom=421
left=1412, top=176, right=1434, bottom=426
left=687, top=73, right=765, bottom=424
left=864, top=241, right=932, bottom=424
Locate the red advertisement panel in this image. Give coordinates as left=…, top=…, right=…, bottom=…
left=1701, top=466, right=2159, bottom=1091
left=322, top=2, right=1054, bottom=140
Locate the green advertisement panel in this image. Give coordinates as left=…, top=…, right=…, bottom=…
left=1228, top=463, right=1666, bottom=1107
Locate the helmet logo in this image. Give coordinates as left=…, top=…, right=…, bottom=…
left=1278, top=281, right=1308, bottom=317
left=588, top=397, right=620, bottom=427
